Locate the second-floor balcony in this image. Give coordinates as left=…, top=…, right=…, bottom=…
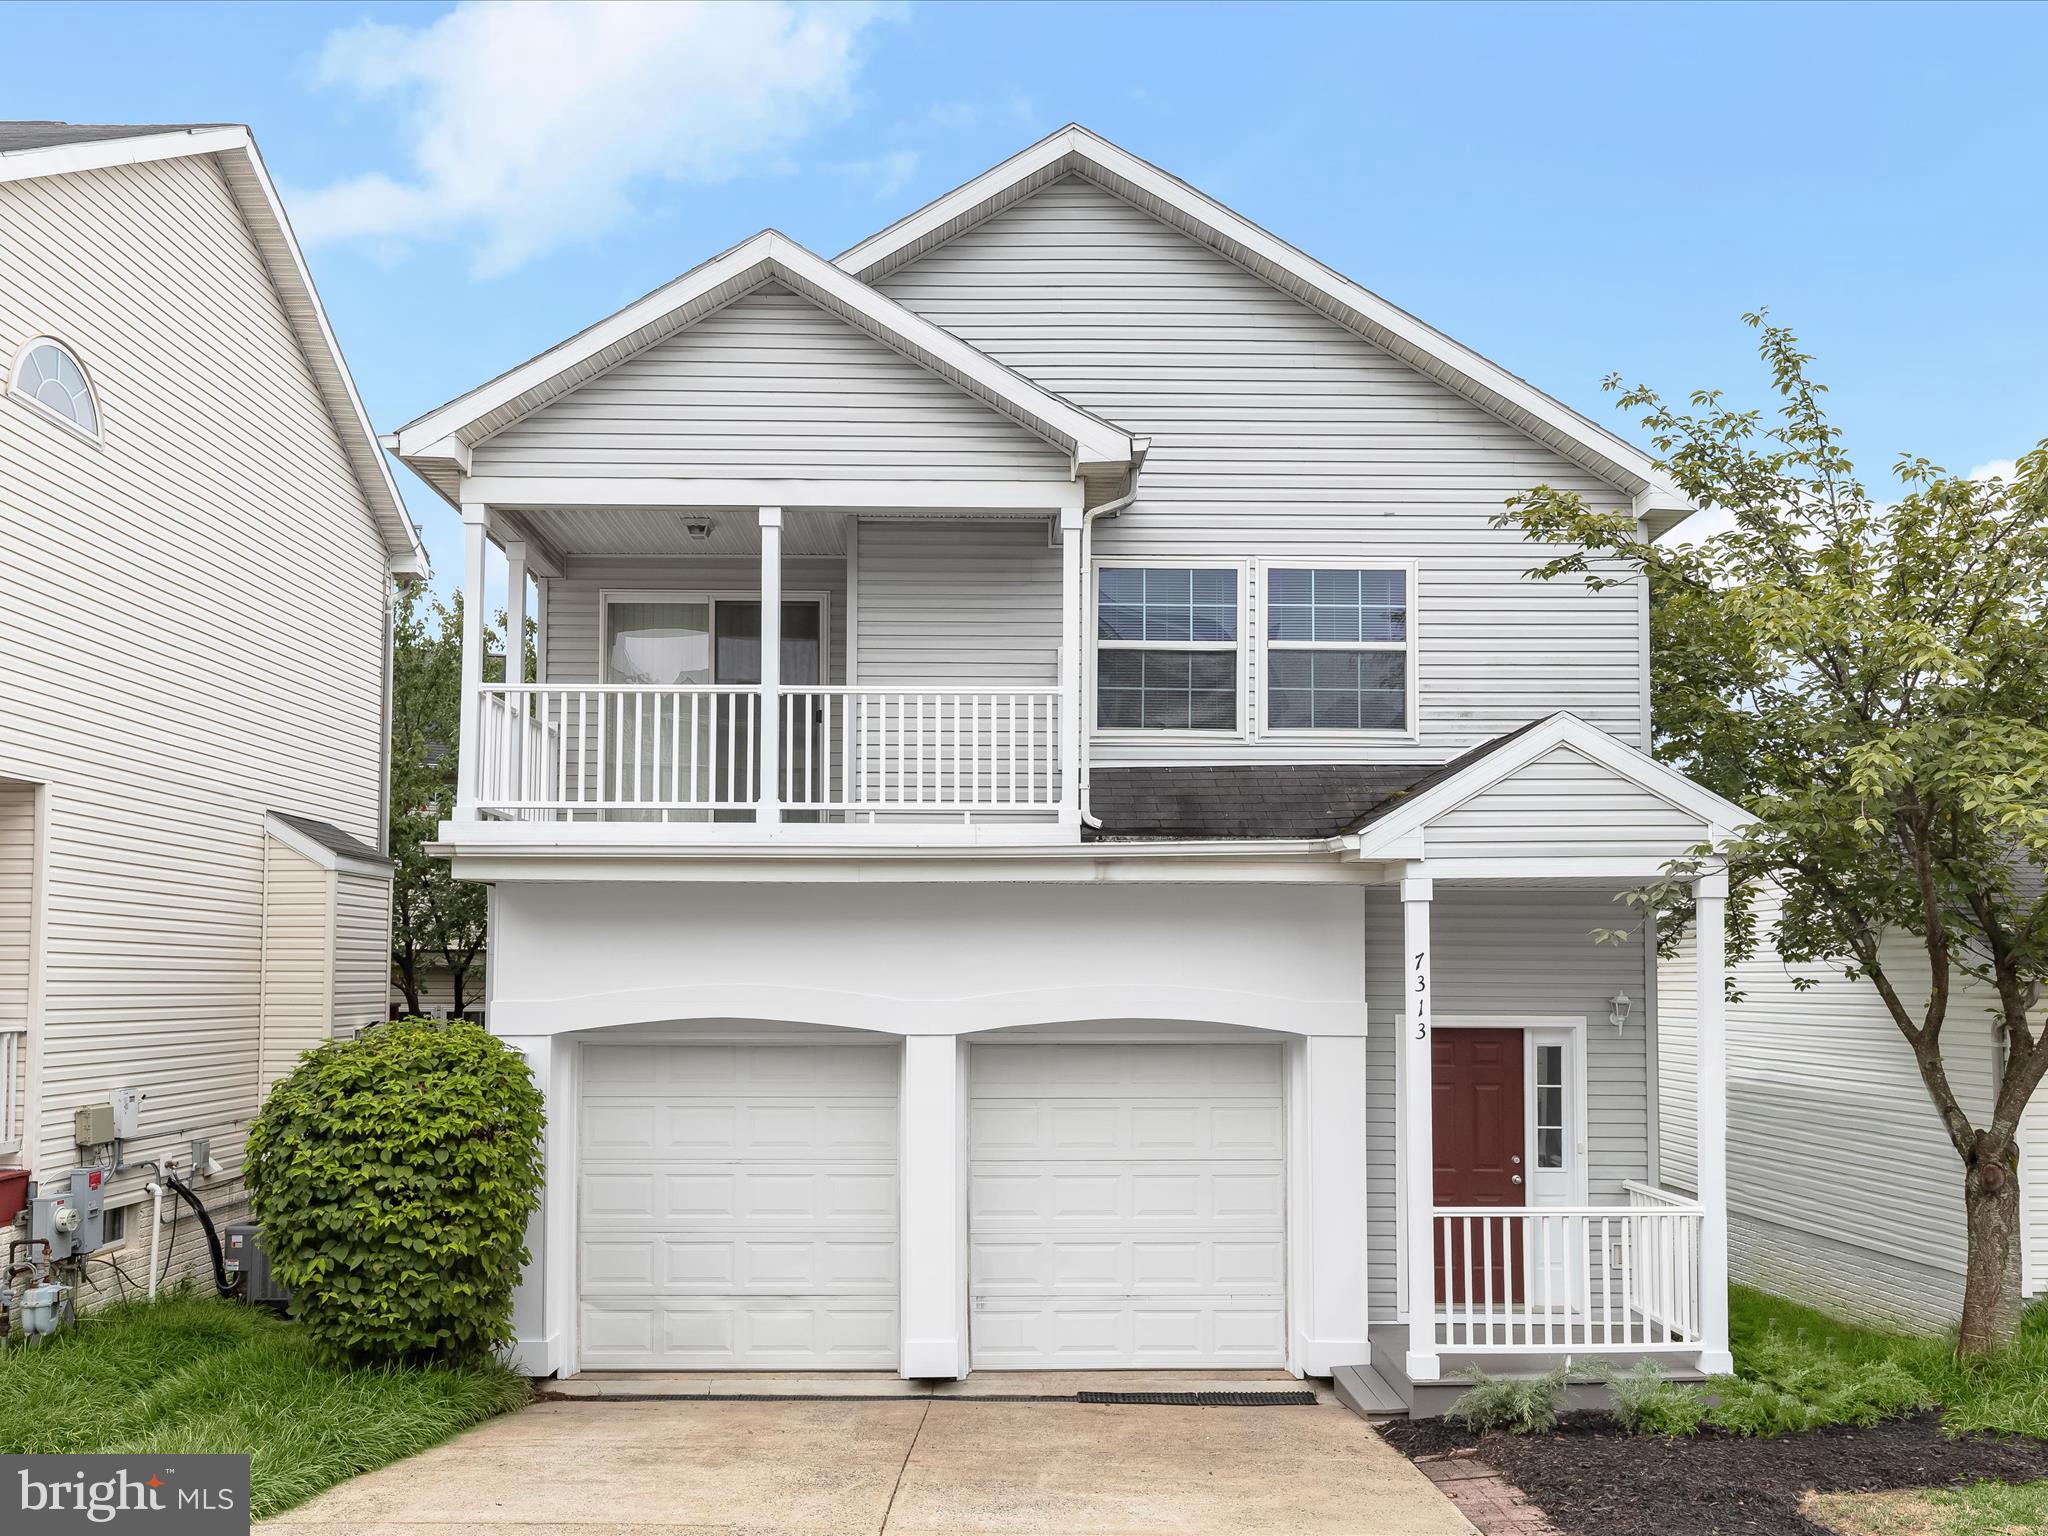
left=476, top=682, right=1066, bottom=824
left=450, top=492, right=1089, bottom=841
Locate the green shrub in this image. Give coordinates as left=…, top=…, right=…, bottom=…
left=1605, top=1358, right=1708, bottom=1436
left=1447, top=1365, right=1570, bottom=1435
left=1705, top=1325, right=1933, bottom=1437
left=245, top=1019, right=545, bottom=1367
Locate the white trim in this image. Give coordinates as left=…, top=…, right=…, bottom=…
left=262, top=813, right=394, bottom=879
left=1346, top=711, right=1748, bottom=857
left=835, top=125, right=1692, bottom=534
left=395, top=229, right=1135, bottom=485
left=7, top=335, right=104, bottom=445
left=455, top=476, right=1085, bottom=515
left=1254, top=558, right=1418, bottom=742
left=1090, top=557, right=1251, bottom=742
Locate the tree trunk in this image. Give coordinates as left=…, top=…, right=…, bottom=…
left=1957, top=1132, right=2023, bottom=1355
left=395, top=960, right=421, bottom=1017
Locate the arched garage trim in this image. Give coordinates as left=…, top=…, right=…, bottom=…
left=487, top=981, right=1367, bottom=1039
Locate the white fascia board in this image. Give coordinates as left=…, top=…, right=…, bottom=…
left=839, top=125, right=1690, bottom=517
left=457, top=475, right=1084, bottom=514
left=394, top=229, right=1132, bottom=482
left=0, top=128, right=427, bottom=567
left=1345, top=711, right=1748, bottom=860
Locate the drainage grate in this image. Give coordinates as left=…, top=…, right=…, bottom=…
left=1076, top=1390, right=1319, bottom=1407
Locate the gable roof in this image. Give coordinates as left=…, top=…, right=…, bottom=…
left=839, top=125, right=1695, bottom=538
left=0, top=123, right=425, bottom=573
left=390, top=228, right=1136, bottom=505
left=1344, top=711, right=1747, bottom=859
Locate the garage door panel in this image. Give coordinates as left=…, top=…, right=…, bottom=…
left=969, top=1298, right=1288, bottom=1368
left=578, top=1042, right=900, bottom=1370
left=971, top=1164, right=1284, bottom=1228
left=971, top=1234, right=1287, bottom=1295
left=970, top=1101, right=1285, bottom=1161
left=969, top=1043, right=1286, bottom=1370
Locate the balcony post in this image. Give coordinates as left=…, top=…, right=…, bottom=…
left=1400, top=867, right=1439, bottom=1381
left=1694, top=869, right=1734, bottom=1372
left=757, top=507, right=782, bottom=825
left=455, top=504, right=489, bottom=821
left=1058, top=507, right=1082, bottom=829
left=504, top=540, right=529, bottom=802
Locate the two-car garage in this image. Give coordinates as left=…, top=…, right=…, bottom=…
left=575, top=1038, right=1288, bottom=1372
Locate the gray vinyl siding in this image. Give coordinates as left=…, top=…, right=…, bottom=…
left=260, top=838, right=329, bottom=1089
left=1425, top=745, right=1710, bottom=861
left=474, top=284, right=1072, bottom=483
left=333, top=871, right=392, bottom=1041
left=0, top=781, right=31, bottom=1156
left=853, top=520, right=1061, bottom=686
left=1364, top=886, right=1651, bottom=1317
left=877, top=175, right=1646, bottom=765
left=0, top=153, right=391, bottom=1207
left=1657, top=891, right=2041, bottom=1326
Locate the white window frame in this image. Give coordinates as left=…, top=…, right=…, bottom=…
left=1090, top=558, right=1251, bottom=741
left=1255, top=558, right=1418, bottom=741
left=6, top=335, right=104, bottom=446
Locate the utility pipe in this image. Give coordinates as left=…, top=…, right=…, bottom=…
left=145, top=1169, right=166, bottom=1302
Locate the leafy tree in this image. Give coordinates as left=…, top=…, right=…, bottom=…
left=1498, top=314, right=2048, bottom=1354
left=389, top=585, right=491, bottom=1017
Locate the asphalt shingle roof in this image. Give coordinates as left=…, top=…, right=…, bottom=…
left=0, top=122, right=229, bottom=154
left=269, top=810, right=393, bottom=869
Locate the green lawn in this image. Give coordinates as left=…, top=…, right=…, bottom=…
left=0, top=1295, right=530, bottom=1519
left=1731, top=1285, right=2048, bottom=1439
left=1807, top=1479, right=2048, bottom=1536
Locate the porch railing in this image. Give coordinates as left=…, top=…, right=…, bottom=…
left=473, top=683, right=1062, bottom=821
left=0, top=1024, right=24, bottom=1156
left=1431, top=1196, right=1704, bottom=1352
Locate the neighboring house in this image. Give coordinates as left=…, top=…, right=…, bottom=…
left=391, top=949, right=485, bottom=1022
left=1659, top=887, right=2048, bottom=1332
left=390, top=125, right=1743, bottom=1411
left=0, top=123, right=422, bottom=1279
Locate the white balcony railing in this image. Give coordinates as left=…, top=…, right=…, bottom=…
left=473, top=683, right=1062, bottom=822
left=0, top=1024, right=24, bottom=1156
left=1430, top=1193, right=1704, bottom=1353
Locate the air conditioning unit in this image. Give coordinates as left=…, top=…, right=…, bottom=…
left=222, top=1223, right=289, bottom=1307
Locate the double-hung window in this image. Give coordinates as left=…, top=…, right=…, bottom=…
left=1095, top=565, right=1242, bottom=731
left=1261, top=563, right=1412, bottom=733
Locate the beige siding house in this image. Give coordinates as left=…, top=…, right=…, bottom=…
left=0, top=123, right=421, bottom=1273
left=390, top=126, right=1746, bottom=1414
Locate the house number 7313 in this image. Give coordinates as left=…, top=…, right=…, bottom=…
left=1413, top=951, right=1429, bottom=1038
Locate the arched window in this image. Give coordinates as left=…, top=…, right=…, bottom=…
left=10, top=338, right=100, bottom=438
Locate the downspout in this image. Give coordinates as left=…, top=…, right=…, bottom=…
left=1076, top=472, right=1142, bottom=830
left=378, top=569, right=399, bottom=855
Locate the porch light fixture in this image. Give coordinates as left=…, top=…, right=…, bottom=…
left=683, top=517, right=715, bottom=541
left=1608, top=990, right=1633, bottom=1033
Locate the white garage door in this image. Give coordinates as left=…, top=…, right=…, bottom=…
left=577, top=1041, right=899, bottom=1369
left=968, top=1042, right=1287, bottom=1368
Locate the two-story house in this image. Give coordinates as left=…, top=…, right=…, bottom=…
left=392, top=126, right=1742, bottom=1413
left=0, top=123, right=421, bottom=1278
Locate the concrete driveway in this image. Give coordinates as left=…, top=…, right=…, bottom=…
left=265, top=1385, right=1473, bottom=1536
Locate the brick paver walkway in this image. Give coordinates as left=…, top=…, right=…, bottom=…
left=1412, top=1449, right=1562, bottom=1536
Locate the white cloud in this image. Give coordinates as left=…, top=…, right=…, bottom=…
left=295, top=1, right=900, bottom=276
left=1966, top=458, right=2019, bottom=484
left=830, top=147, right=919, bottom=200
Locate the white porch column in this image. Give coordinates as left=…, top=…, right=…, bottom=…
left=1057, top=507, right=1082, bottom=829
left=455, top=504, right=489, bottom=820
left=1400, top=869, right=1440, bottom=1381
left=500, top=1032, right=572, bottom=1377
left=1694, top=870, right=1734, bottom=1372
left=757, top=507, right=782, bottom=825
left=899, top=1034, right=966, bottom=1378
left=1296, top=1034, right=1371, bottom=1374
left=503, top=541, right=529, bottom=800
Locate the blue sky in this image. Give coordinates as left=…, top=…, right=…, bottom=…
left=10, top=0, right=2045, bottom=594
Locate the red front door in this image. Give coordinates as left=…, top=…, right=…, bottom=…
left=1432, top=1028, right=1525, bottom=1305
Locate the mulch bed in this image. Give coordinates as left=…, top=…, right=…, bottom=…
left=1379, top=1411, right=2048, bottom=1536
